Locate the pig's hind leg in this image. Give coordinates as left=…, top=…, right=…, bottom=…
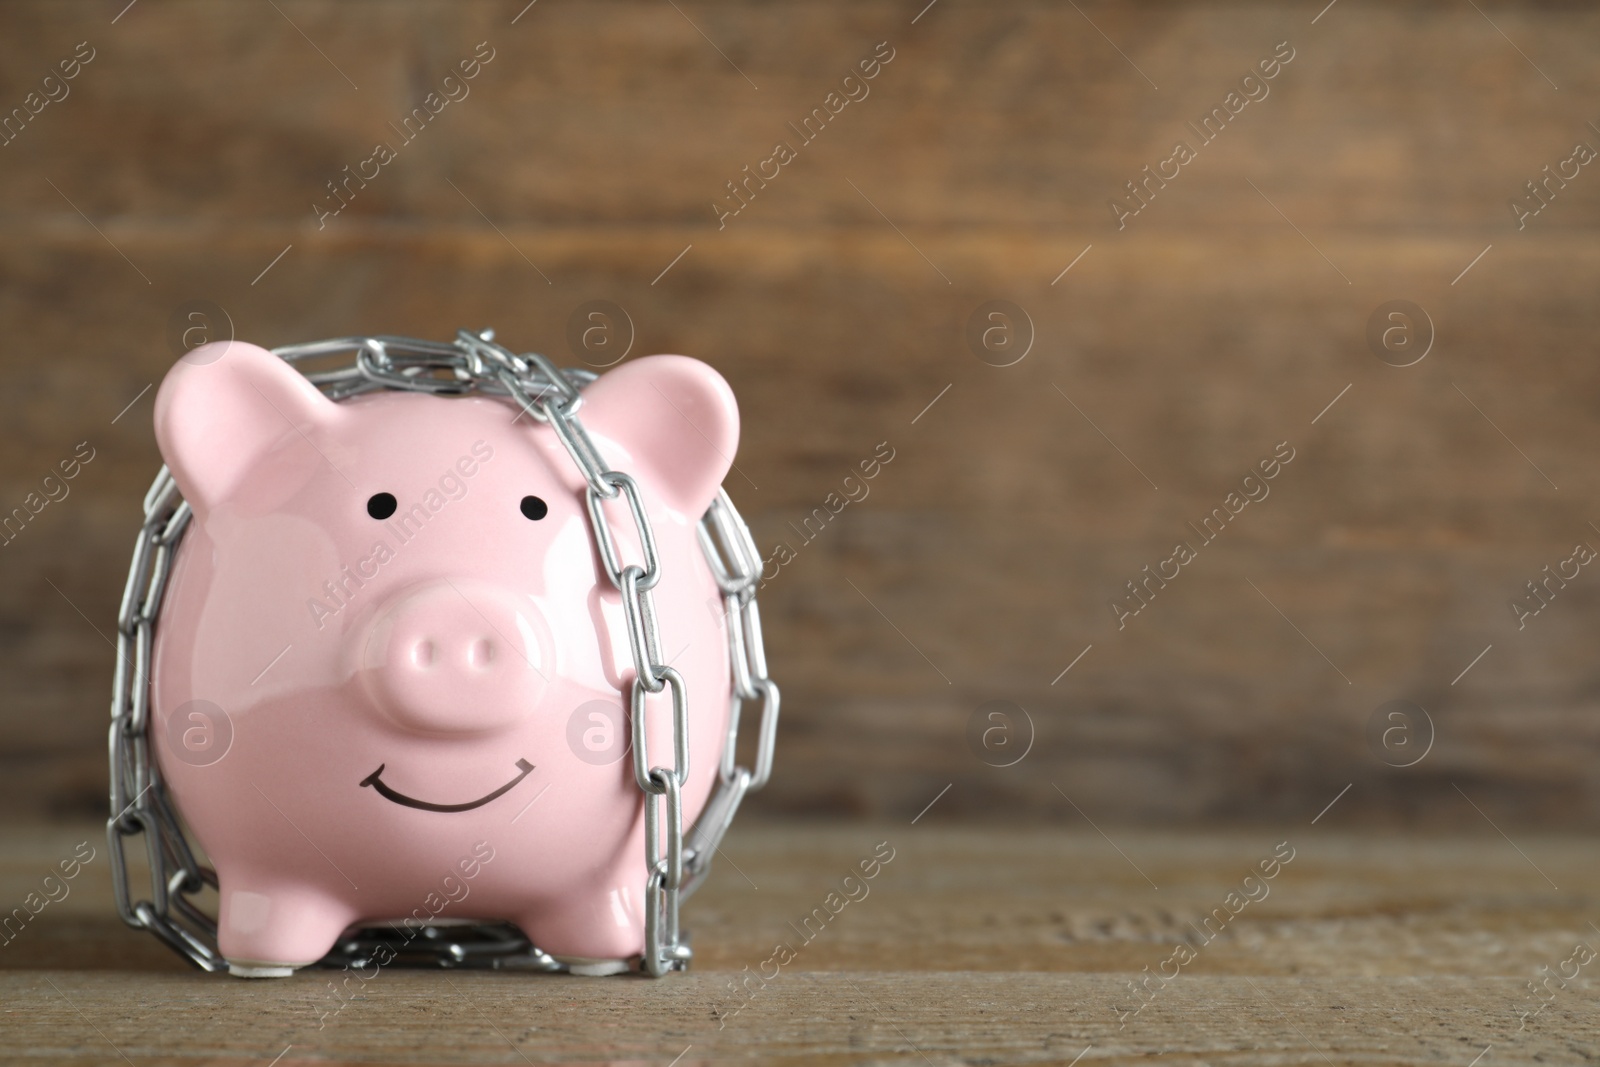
left=217, top=875, right=357, bottom=977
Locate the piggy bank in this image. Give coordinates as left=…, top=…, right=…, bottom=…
left=150, top=340, right=737, bottom=976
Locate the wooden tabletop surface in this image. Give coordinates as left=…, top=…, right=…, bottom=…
left=2, top=818, right=1597, bottom=1065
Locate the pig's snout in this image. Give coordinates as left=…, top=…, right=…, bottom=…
left=360, top=580, right=548, bottom=735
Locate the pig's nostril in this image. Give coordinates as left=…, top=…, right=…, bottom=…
left=467, top=637, right=495, bottom=669
left=411, top=639, right=436, bottom=668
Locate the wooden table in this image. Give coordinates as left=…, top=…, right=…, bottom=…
left=3, top=819, right=1597, bottom=1064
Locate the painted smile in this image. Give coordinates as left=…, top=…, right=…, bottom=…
left=359, top=758, right=535, bottom=813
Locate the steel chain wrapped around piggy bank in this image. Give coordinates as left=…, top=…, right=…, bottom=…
left=107, top=329, right=778, bottom=978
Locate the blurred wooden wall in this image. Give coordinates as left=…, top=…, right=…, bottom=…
left=2, top=0, right=1598, bottom=827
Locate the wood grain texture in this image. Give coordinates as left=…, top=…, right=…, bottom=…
left=2, top=2, right=1600, bottom=827
left=3, top=820, right=1599, bottom=1064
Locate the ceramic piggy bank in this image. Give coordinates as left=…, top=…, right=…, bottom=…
left=150, top=340, right=736, bottom=976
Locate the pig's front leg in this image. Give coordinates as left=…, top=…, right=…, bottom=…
left=518, top=870, right=649, bottom=976
left=217, top=874, right=357, bottom=977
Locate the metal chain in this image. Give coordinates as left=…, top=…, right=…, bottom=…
left=107, top=329, right=778, bottom=977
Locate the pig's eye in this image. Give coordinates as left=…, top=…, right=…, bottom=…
left=367, top=493, right=398, bottom=520
left=520, top=495, right=548, bottom=521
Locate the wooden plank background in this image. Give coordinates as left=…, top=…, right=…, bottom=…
left=2, top=1, right=1599, bottom=828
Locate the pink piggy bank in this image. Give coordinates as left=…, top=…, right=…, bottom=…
left=150, top=340, right=737, bottom=976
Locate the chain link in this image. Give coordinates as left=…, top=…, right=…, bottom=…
left=107, top=330, right=778, bottom=977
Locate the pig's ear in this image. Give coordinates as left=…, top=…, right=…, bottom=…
left=154, top=341, right=338, bottom=510
left=576, top=355, right=739, bottom=518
